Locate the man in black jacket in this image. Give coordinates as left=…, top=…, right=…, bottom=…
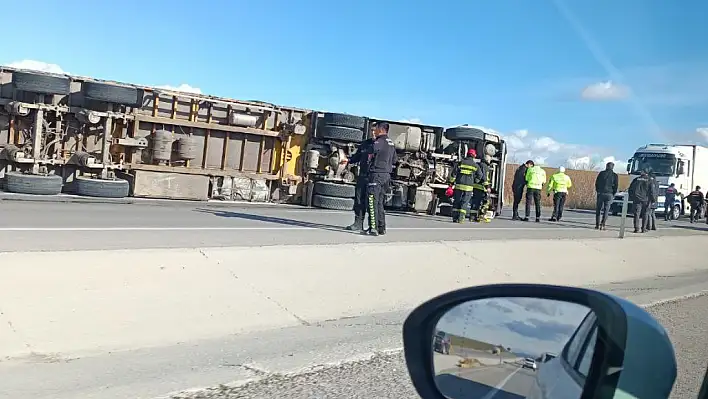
left=686, top=186, right=705, bottom=223
left=594, top=161, right=618, bottom=230
left=646, top=171, right=659, bottom=231
left=628, top=170, right=653, bottom=233
left=511, top=160, right=532, bottom=220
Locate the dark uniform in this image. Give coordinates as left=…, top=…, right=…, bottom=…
left=511, top=164, right=528, bottom=220
left=470, top=158, right=491, bottom=222
left=664, top=185, right=678, bottom=221
left=687, top=188, right=705, bottom=223
left=647, top=173, right=658, bottom=231
left=345, top=138, right=375, bottom=231
left=628, top=173, right=653, bottom=233
left=366, top=134, right=397, bottom=236
left=449, top=155, right=484, bottom=223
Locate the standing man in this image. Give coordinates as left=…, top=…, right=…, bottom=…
left=344, top=136, right=375, bottom=232
left=647, top=171, right=659, bottom=231
left=594, top=162, right=618, bottom=230
left=365, top=122, right=397, bottom=236
left=686, top=186, right=705, bottom=223
left=663, top=183, right=679, bottom=221
left=447, top=148, right=484, bottom=223
left=511, top=161, right=532, bottom=220
left=523, top=161, right=546, bottom=222
left=547, top=166, right=572, bottom=222
left=627, top=170, right=651, bottom=233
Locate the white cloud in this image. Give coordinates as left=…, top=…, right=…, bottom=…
left=566, top=156, right=593, bottom=170
left=153, top=84, right=202, bottom=94
left=581, top=81, right=629, bottom=101
left=532, top=136, right=562, bottom=153
left=513, top=129, right=529, bottom=138
left=697, top=127, right=708, bottom=142
left=6, top=60, right=66, bottom=74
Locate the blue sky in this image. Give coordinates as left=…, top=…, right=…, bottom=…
left=437, top=297, right=590, bottom=357
left=3, top=0, right=707, bottom=170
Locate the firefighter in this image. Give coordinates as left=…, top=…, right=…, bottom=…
left=343, top=136, right=375, bottom=232
left=471, top=154, right=492, bottom=222
left=547, top=166, right=572, bottom=222
left=523, top=161, right=546, bottom=222
left=364, top=122, right=397, bottom=236
left=446, top=148, right=484, bottom=223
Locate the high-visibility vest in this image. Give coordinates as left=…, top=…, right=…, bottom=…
left=547, top=172, right=572, bottom=193
left=525, top=166, right=546, bottom=190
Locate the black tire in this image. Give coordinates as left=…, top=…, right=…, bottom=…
left=444, top=126, right=485, bottom=141
left=319, top=125, right=364, bottom=143
left=76, top=176, right=129, bottom=198
left=84, top=82, right=143, bottom=107
left=5, top=172, right=63, bottom=195
left=12, top=71, right=70, bottom=95
left=312, top=194, right=354, bottom=210
left=321, top=113, right=366, bottom=130
left=313, top=181, right=356, bottom=198
left=672, top=205, right=681, bottom=220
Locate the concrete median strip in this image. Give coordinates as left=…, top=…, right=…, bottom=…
left=0, top=236, right=707, bottom=361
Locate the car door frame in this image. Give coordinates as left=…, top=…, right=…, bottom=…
left=560, top=311, right=599, bottom=389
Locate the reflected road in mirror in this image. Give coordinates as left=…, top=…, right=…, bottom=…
left=433, top=297, right=595, bottom=399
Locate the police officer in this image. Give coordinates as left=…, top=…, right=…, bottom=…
left=447, top=148, right=484, bottom=223
left=547, top=166, right=572, bottom=222
left=594, top=162, right=618, bottom=230
left=365, top=122, right=397, bottom=236
left=523, top=161, right=546, bottom=222
left=687, top=186, right=705, bottom=223
left=344, top=136, right=375, bottom=232
left=471, top=154, right=492, bottom=222
left=664, top=183, right=679, bottom=221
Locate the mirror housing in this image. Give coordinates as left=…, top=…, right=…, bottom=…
left=626, top=159, right=632, bottom=173
left=403, top=284, right=677, bottom=399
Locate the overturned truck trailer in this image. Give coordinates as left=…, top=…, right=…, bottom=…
left=0, top=67, right=308, bottom=202
left=301, top=114, right=507, bottom=216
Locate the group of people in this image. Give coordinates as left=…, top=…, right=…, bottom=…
left=510, top=160, right=573, bottom=223
left=446, top=148, right=494, bottom=223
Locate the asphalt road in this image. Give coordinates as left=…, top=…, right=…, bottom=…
left=2, top=270, right=706, bottom=399
left=0, top=199, right=706, bottom=251
left=436, top=364, right=534, bottom=399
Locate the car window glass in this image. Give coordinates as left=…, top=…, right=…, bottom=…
left=577, top=326, right=598, bottom=377
left=564, top=312, right=596, bottom=366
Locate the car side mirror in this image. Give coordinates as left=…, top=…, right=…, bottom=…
left=403, top=284, right=677, bottom=399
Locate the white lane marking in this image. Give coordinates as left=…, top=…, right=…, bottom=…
left=0, top=227, right=588, bottom=232
left=641, top=290, right=708, bottom=308
left=481, top=367, right=521, bottom=399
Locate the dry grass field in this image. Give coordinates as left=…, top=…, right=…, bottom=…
left=503, top=164, right=632, bottom=210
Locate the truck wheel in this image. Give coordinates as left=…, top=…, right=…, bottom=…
left=5, top=171, right=63, bottom=195
left=12, top=71, right=71, bottom=95
left=321, top=113, right=367, bottom=130
left=672, top=205, right=681, bottom=220
left=312, top=194, right=354, bottom=211
left=314, top=181, right=356, bottom=198
left=76, top=176, right=130, bottom=198
left=319, top=125, right=364, bottom=143
left=444, top=126, right=485, bottom=141
left=84, top=82, right=143, bottom=107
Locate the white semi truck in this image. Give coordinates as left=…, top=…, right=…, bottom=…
left=611, top=144, right=708, bottom=218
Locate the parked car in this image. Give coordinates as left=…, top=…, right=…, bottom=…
left=611, top=185, right=682, bottom=220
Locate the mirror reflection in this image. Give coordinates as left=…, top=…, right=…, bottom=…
left=433, top=297, right=596, bottom=399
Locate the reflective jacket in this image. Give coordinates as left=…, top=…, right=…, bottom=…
left=472, top=160, right=491, bottom=191
left=449, top=156, right=484, bottom=192
left=525, top=166, right=547, bottom=190
left=547, top=172, right=572, bottom=194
